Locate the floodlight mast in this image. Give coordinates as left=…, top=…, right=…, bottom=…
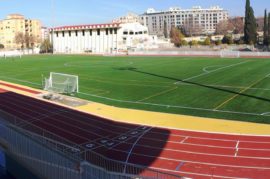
left=51, top=0, right=55, bottom=54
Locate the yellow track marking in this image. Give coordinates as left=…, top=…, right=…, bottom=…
left=214, top=76, right=267, bottom=110
left=137, top=87, right=178, bottom=102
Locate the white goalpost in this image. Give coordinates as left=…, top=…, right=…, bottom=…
left=220, top=50, right=240, bottom=58
left=43, top=72, right=79, bottom=94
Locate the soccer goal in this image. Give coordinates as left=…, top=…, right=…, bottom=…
left=0, top=50, right=22, bottom=59
left=43, top=72, right=79, bottom=94
left=220, top=50, right=240, bottom=58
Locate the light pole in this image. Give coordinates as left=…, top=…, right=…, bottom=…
left=51, top=0, right=55, bottom=54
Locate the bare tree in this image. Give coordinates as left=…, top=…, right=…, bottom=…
left=14, top=32, right=25, bottom=49
left=229, top=17, right=244, bottom=34
left=182, top=16, right=203, bottom=36
left=215, top=20, right=234, bottom=35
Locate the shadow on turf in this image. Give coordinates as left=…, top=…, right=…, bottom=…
left=117, top=67, right=270, bottom=104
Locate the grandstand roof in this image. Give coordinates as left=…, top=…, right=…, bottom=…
left=50, top=23, right=120, bottom=31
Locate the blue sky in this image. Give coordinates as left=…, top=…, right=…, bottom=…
left=0, top=0, right=269, bottom=27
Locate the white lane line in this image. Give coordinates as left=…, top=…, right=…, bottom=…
left=149, top=166, right=250, bottom=179
left=181, top=136, right=189, bottom=143
left=126, top=151, right=270, bottom=170
left=123, top=127, right=152, bottom=173
left=235, top=140, right=240, bottom=157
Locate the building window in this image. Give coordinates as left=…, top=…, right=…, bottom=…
left=56, top=32, right=59, bottom=37
left=114, top=28, right=117, bottom=34
left=123, top=31, right=128, bottom=35
left=90, top=29, right=92, bottom=36
left=75, top=30, right=78, bottom=36
left=97, top=29, right=100, bottom=35
left=106, top=29, right=108, bottom=35
left=110, top=29, right=113, bottom=34
left=82, top=30, right=85, bottom=36
left=62, top=31, right=65, bottom=37
left=69, top=31, right=71, bottom=37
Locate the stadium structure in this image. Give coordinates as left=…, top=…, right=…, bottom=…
left=50, top=22, right=158, bottom=54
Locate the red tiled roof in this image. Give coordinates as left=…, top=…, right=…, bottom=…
left=50, top=23, right=120, bottom=31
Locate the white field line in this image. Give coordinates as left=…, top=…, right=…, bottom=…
left=235, top=140, right=240, bottom=157
left=202, top=65, right=224, bottom=73
left=179, top=61, right=250, bottom=82
left=149, top=166, right=250, bottom=179
left=78, top=91, right=270, bottom=119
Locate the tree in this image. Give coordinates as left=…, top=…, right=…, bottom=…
left=263, top=10, right=268, bottom=45
left=182, top=16, right=203, bottom=36
left=170, top=27, right=185, bottom=47
left=244, top=0, right=257, bottom=44
left=222, top=34, right=234, bottom=44
left=14, top=32, right=25, bottom=49
left=215, top=20, right=234, bottom=35
left=0, top=44, right=4, bottom=49
left=229, top=17, right=244, bottom=34
left=163, top=21, right=168, bottom=38
left=268, top=12, right=270, bottom=45
left=40, top=39, right=53, bottom=53
left=203, top=37, right=211, bottom=45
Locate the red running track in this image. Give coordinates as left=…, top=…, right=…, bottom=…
left=0, top=88, right=269, bottom=179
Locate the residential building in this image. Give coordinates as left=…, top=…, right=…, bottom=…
left=140, top=6, right=229, bottom=36
left=50, top=22, right=157, bottom=54
left=0, top=14, right=41, bottom=49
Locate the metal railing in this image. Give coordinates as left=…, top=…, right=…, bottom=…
left=0, top=109, right=184, bottom=179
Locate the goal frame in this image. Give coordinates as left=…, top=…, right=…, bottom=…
left=220, top=50, right=240, bottom=58
left=44, top=72, right=79, bottom=94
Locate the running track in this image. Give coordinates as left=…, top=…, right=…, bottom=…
left=0, top=88, right=269, bottom=179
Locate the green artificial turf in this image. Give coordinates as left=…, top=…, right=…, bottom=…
left=1, top=55, right=270, bottom=124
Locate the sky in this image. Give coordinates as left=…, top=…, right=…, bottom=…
left=0, top=0, right=269, bottom=27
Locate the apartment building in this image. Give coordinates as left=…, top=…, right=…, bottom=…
left=0, top=14, right=41, bottom=49
left=140, top=6, right=229, bottom=36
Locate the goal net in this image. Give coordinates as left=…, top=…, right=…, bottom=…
left=44, top=72, right=79, bottom=94
left=220, top=50, right=240, bottom=58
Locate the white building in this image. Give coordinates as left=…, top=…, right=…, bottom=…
left=41, top=27, right=49, bottom=41
left=140, top=6, right=229, bottom=36
left=50, top=22, right=157, bottom=54
left=112, top=13, right=140, bottom=24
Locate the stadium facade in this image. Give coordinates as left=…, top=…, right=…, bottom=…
left=50, top=22, right=157, bottom=54
left=139, top=6, right=229, bottom=36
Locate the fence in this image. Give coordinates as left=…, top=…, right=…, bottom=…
left=128, top=50, right=270, bottom=58
left=0, top=109, right=184, bottom=179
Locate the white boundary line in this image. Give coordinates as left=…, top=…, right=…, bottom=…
left=175, top=61, right=250, bottom=83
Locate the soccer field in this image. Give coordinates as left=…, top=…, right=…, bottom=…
left=1, top=55, right=270, bottom=124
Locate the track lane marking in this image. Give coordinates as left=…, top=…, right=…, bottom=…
left=235, top=140, right=240, bottom=157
